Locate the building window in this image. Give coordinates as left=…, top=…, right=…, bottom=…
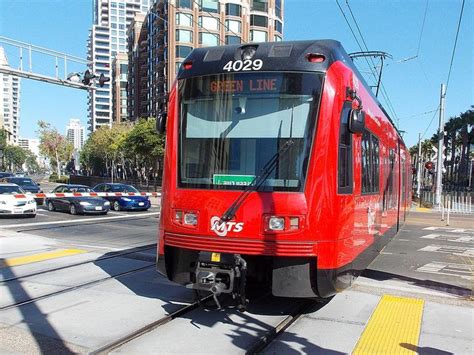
left=251, top=0, right=268, bottom=12
left=275, top=20, right=283, bottom=33
left=250, top=15, right=268, bottom=27
left=199, top=32, right=219, bottom=46
left=176, top=45, right=193, bottom=58
left=225, top=3, right=241, bottom=16
left=176, top=12, right=193, bottom=26
left=176, top=29, right=193, bottom=43
left=250, top=30, right=267, bottom=42
left=225, top=35, right=241, bottom=44
left=225, top=19, right=241, bottom=33
left=274, top=35, right=282, bottom=42
left=176, top=61, right=183, bottom=72
left=199, top=16, right=219, bottom=31
left=199, top=0, right=219, bottom=13
left=275, top=0, right=282, bottom=18
left=177, top=0, right=192, bottom=9
left=361, top=130, right=380, bottom=194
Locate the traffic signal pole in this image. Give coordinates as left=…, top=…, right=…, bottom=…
left=435, top=83, right=446, bottom=205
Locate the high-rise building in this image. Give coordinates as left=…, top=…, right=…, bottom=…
left=0, top=46, right=21, bottom=144
left=87, top=0, right=151, bottom=132
left=66, top=119, right=85, bottom=151
left=112, top=53, right=129, bottom=123
left=127, top=0, right=284, bottom=121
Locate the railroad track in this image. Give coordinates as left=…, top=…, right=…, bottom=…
left=90, top=293, right=323, bottom=354
left=0, top=251, right=157, bottom=311
left=1, top=244, right=156, bottom=282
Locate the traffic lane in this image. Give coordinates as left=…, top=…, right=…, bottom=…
left=0, top=204, right=160, bottom=227
left=365, top=212, right=473, bottom=295
left=0, top=208, right=160, bottom=251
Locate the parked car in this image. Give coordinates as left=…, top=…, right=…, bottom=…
left=45, top=184, right=110, bottom=215
left=93, top=183, right=151, bottom=211
left=0, top=172, right=13, bottom=179
left=0, top=182, right=36, bottom=217
left=14, top=171, right=26, bottom=177
left=4, top=177, right=43, bottom=205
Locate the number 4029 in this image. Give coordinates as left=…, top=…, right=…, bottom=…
left=223, top=59, right=263, bottom=72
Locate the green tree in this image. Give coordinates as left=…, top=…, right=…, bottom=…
left=122, top=118, right=165, bottom=187
left=37, top=121, right=73, bottom=178
left=3, top=145, right=27, bottom=171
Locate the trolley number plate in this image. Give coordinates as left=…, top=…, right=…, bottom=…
left=223, top=59, right=263, bottom=72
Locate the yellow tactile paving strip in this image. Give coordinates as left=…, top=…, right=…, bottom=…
left=1, top=249, right=86, bottom=267
left=352, top=294, right=424, bottom=354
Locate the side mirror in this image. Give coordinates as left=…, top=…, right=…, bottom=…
left=348, top=109, right=365, bottom=134
left=156, top=110, right=167, bottom=134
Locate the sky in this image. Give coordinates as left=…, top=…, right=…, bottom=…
left=0, top=0, right=472, bottom=148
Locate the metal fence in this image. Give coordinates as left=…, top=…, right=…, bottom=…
left=420, top=190, right=473, bottom=214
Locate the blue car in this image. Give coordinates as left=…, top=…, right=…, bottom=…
left=92, top=183, right=151, bottom=211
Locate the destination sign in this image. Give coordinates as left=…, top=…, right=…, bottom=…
left=209, top=78, right=280, bottom=94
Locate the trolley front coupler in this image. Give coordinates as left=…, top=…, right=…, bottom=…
left=188, top=252, right=248, bottom=310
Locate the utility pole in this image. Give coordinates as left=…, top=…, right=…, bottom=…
left=417, top=133, right=422, bottom=197
left=435, top=83, right=446, bottom=205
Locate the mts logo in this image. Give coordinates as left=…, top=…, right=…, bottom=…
left=210, top=216, right=244, bottom=237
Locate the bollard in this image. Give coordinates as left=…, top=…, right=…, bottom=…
left=446, top=194, right=450, bottom=226
left=441, top=194, right=445, bottom=221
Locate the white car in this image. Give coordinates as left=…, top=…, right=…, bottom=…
left=0, top=183, right=37, bottom=217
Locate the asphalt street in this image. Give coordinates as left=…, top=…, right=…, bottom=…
left=0, top=207, right=472, bottom=353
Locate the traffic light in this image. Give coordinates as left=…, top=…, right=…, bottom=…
left=425, top=161, right=435, bottom=175
left=82, top=70, right=95, bottom=86
left=98, top=73, right=110, bottom=87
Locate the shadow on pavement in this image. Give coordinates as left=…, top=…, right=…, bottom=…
left=400, top=342, right=454, bottom=354
left=362, top=269, right=471, bottom=298
left=0, top=265, right=75, bottom=353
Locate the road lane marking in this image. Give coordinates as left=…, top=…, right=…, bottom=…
left=352, top=294, right=424, bottom=354
left=0, top=212, right=160, bottom=228
left=419, top=244, right=474, bottom=257
left=424, top=227, right=474, bottom=234
left=417, top=261, right=473, bottom=281
left=1, top=249, right=86, bottom=267
left=420, top=233, right=474, bottom=244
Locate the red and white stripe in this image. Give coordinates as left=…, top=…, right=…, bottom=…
left=12, top=192, right=161, bottom=199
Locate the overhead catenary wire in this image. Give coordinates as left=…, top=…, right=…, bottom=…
left=344, top=0, right=400, bottom=125
left=445, top=0, right=465, bottom=94
left=419, top=0, right=465, bottom=140
left=336, top=0, right=400, bottom=125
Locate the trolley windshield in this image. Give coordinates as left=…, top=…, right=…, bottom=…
left=178, top=72, right=323, bottom=191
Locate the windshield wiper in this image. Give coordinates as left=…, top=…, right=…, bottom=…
left=220, top=138, right=294, bottom=222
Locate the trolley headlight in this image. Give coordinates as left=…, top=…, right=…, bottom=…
left=184, top=212, right=198, bottom=226
left=173, top=209, right=199, bottom=228
left=268, top=217, right=285, bottom=231
left=264, top=215, right=302, bottom=233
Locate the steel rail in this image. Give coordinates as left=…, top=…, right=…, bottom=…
left=1, top=244, right=156, bottom=283
left=90, top=295, right=214, bottom=355
left=0, top=264, right=155, bottom=311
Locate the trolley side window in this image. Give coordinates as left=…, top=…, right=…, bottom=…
left=338, top=102, right=353, bottom=194
left=361, top=130, right=380, bottom=194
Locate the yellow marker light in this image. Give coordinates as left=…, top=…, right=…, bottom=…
left=211, top=253, right=221, bottom=262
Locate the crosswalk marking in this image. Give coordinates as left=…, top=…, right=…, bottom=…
left=424, top=227, right=474, bottom=234
left=420, top=233, right=474, bottom=244
left=419, top=244, right=474, bottom=257
left=417, top=261, right=473, bottom=281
